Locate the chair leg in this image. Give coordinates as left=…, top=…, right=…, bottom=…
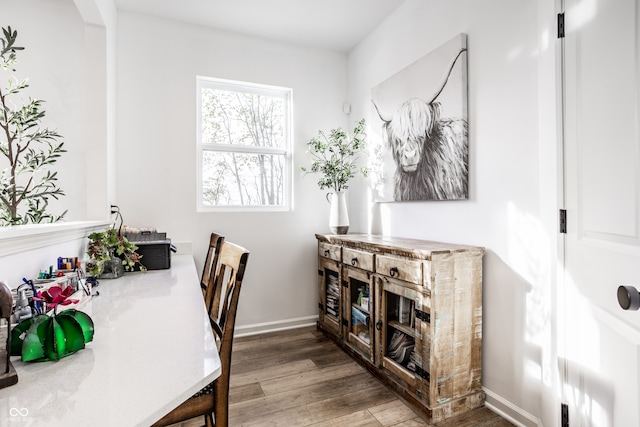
left=205, top=413, right=214, bottom=427
left=213, top=392, right=228, bottom=427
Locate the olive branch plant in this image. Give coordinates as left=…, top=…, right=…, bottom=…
left=301, top=118, right=369, bottom=193
left=0, top=26, right=66, bottom=226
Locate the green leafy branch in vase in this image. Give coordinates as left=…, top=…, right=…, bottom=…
left=301, top=118, right=369, bottom=193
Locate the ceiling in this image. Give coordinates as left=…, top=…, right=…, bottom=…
left=112, top=0, right=406, bottom=52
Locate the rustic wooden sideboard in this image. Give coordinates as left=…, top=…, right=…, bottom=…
left=315, top=233, right=484, bottom=423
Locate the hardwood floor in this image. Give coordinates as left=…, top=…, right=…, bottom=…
left=168, top=326, right=514, bottom=427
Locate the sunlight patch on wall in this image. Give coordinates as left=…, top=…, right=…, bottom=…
left=507, top=202, right=554, bottom=390
left=507, top=204, right=549, bottom=339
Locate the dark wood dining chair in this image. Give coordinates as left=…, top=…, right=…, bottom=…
left=152, top=241, right=249, bottom=427
left=201, top=232, right=224, bottom=311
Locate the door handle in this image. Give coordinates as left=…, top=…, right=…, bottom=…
left=617, top=285, right=640, bottom=311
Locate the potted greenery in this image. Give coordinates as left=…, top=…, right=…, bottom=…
left=0, top=26, right=66, bottom=226
left=301, top=118, right=368, bottom=234
left=86, top=229, right=146, bottom=278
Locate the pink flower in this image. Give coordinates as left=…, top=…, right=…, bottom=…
left=34, top=285, right=79, bottom=307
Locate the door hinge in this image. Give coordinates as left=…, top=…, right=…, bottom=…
left=559, top=209, right=567, bottom=233
left=561, top=403, right=569, bottom=427
left=558, top=13, right=565, bottom=38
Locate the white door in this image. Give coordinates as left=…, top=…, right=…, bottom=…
left=563, top=0, right=640, bottom=426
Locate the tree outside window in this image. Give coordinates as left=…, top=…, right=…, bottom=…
left=197, top=77, right=292, bottom=211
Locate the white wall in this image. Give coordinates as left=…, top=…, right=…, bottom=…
left=74, top=0, right=119, bottom=220
left=347, top=1, right=560, bottom=426
left=115, top=12, right=350, bottom=332
left=0, top=0, right=88, bottom=222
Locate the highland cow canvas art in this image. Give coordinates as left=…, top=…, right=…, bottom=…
left=370, top=33, right=468, bottom=202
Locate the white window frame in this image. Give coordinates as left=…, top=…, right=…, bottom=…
left=196, top=76, right=293, bottom=212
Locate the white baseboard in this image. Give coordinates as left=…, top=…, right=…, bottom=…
left=484, top=387, right=543, bottom=427
left=234, top=315, right=318, bottom=337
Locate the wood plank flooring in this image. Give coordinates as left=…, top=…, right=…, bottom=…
left=167, top=326, right=514, bottom=427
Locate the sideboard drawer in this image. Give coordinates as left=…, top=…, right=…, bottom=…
left=376, top=254, right=423, bottom=285
left=342, top=247, right=374, bottom=271
left=318, top=242, right=341, bottom=261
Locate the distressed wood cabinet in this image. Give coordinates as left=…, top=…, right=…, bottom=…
left=316, top=233, right=485, bottom=423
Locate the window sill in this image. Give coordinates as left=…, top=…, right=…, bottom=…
left=0, top=220, right=112, bottom=257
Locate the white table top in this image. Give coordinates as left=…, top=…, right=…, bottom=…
left=0, top=254, right=221, bottom=426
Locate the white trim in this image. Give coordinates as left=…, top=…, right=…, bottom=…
left=0, top=220, right=112, bottom=257
left=196, top=75, right=293, bottom=96
left=202, top=144, right=288, bottom=156
left=483, top=387, right=544, bottom=427
left=195, top=76, right=294, bottom=213
left=234, top=315, right=318, bottom=337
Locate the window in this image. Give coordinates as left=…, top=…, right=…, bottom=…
left=197, top=76, right=293, bottom=211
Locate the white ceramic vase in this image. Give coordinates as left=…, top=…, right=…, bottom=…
left=327, top=191, right=349, bottom=234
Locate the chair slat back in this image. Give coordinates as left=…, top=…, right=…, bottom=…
left=201, top=233, right=224, bottom=311
left=208, top=241, right=249, bottom=427
left=209, top=241, right=249, bottom=335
